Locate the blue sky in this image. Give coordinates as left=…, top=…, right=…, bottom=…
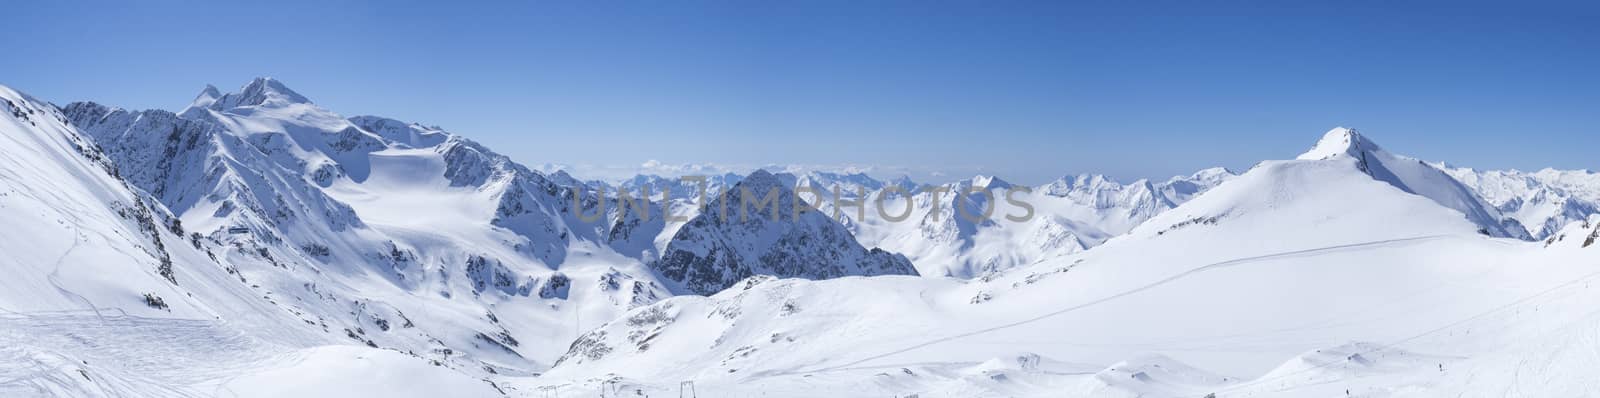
left=5, top=1, right=1598, bottom=183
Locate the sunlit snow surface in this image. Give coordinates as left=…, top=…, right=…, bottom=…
left=7, top=78, right=1600, bottom=398
left=529, top=131, right=1600, bottom=397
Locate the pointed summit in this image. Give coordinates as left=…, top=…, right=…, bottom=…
left=208, top=77, right=312, bottom=109
left=968, top=175, right=1012, bottom=190
left=1286, top=127, right=1529, bottom=239
left=889, top=174, right=917, bottom=188
left=746, top=168, right=778, bottom=181
left=177, top=84, right=224, bottom=118
left=739, top=169, right=793, bottom=195
left=191, top=84, right=221, bottom=107
left=1298, top=127, right=1381, bottom=161
left=547, top=170, right=583, bottom=188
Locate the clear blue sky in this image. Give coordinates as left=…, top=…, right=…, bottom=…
left=6, top=1, right=1598, bottom=183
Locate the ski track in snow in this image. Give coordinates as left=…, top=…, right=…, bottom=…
left=1204, top=257, right=1600, bottom=397
left=43, top=225, right=112, bottom=321
left=0, top=314, right=277, bottom=397
left=797, top=235, right=1456, bottom=374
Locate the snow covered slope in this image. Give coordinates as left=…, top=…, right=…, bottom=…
left=0, top=84, right=500, bottom=397
left=1, top=84, right=224, bottom=321
left=536, top=129, right=1596, bottom=397
left=1541, top=213, right=1600, bottom=249
left=11, top=73, right=1598, bottom=398
left=60, top=78, right=676, bottom=376
left=1296, top=127, right=1529, bottom=239
left=54, top=78, right=943, bottom=382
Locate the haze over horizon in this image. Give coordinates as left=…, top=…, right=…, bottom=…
left=7, top=1, right=1598, bottom=183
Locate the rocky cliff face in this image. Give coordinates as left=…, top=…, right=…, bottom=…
left=652, top=170, right=917, bottom=295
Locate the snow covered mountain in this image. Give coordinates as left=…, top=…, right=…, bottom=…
left=57, top=78, right=680, bottom=377
left=1542, top=214, right=1600, bottom=249
left=40, top=77, right=946, bottom=386
left=1295, top=127, right=1530, bottom=239
left=651, top=170, right=917, bottom=295
left=541, top=128, right=1600, bottom=397
left=582, top=166, right=1235, bottom=279
left=1, top=84, right=502, bottom=397
left=8, top=76, right=1600, bottom=398
left=822, top=169, right=1235, bottom=278
left=1440, top=166, right=1600, bottom=239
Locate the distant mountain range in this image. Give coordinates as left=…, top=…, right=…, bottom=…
left=4, top=78, right=1599, bottom=397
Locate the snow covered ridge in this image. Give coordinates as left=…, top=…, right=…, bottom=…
left=598, top=168, right=1240, bottom=278
left=1438, top=165, right=1600, bottom=239
left=544, top=128, right=1600, bottom=397
left=8, top=77, right=1600, bottom=397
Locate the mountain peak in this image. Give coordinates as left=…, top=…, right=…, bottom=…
left=1288, top=127, right=1527, bottom=239
left=1297, top=127, right=1381, bottom=161
left=547, top=170, right=583, bottom=188
left=209, top=77, right=312, bottom=109
left=745, top=169, right=779, bottom=183
left=241, top=77, right=310, bottom=103
left=652, top=169, right=915, bottom=295
left=196, top=84, right=221, bottom=101
left=969, top=175, right=1012, bottom=189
